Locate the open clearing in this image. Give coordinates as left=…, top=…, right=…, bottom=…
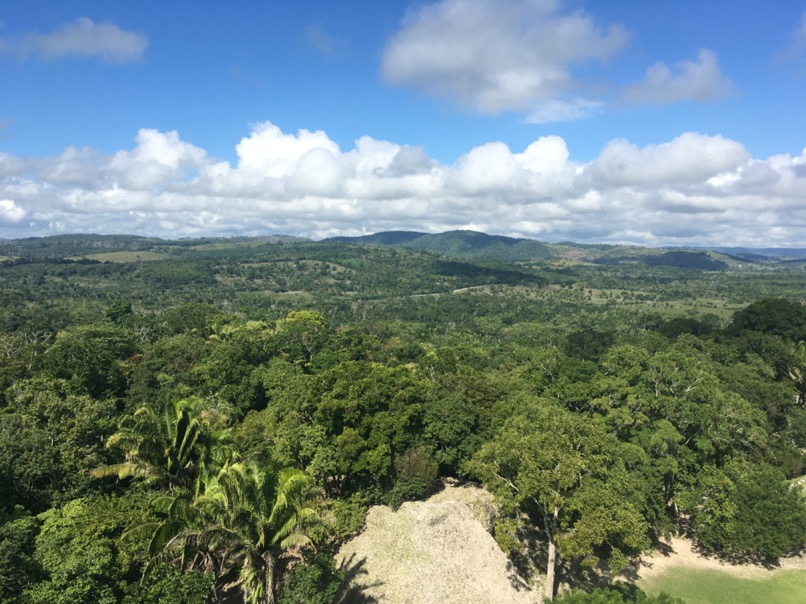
left=81, top=251, right=169, bottom=262
left=634, top=537, right=806, bottom=604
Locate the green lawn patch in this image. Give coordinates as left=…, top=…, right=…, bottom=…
left=640, top=568, right=806, bottom=604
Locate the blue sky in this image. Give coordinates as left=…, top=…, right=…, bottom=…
left=1, top=0, right=805, bottom=246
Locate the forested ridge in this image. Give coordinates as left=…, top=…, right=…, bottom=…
left=1, top=234, right=805, bottom=603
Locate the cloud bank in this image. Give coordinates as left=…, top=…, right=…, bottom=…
left=1, top=122, right=805, bottom=247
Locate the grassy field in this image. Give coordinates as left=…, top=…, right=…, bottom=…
left=81, top=251, right=170, bottom=262
left=640, top=568, right=806, bottom=604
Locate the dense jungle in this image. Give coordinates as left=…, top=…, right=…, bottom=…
left=1, top=231, right=805, bottom=603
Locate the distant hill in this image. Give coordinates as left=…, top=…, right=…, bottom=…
left=703, top=247, right=806, bottom=260
left=0, top=233, right=305, bottom=259
left=327, top=231, right=427, bottom=246
left=405, top=230, right=554, bottom=260
left=326, top=231, right=741, bottom=268
left=2, top=231, right=802, bottom=268
left=644, top=250, right=727, bottom=271
left=326, top=230, right=554, bottom=261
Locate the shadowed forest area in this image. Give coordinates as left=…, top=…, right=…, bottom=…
left=1, top=233, right=805, bottom=603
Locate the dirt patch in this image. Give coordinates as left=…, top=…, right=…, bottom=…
left=336, top=483, right=538, bottom=603
left=630, top=538, right=806, bottom=583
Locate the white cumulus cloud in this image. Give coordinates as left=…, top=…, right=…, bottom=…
left=0, top=199, right=26, bottom=223
left=587, top=133, right=750, bottom=186
left=381, top=0, right=628, bottom=115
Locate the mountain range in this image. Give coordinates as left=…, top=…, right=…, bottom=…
left=3, top=230, right=806, bottom=269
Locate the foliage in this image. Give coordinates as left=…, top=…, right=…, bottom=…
left=93, top=396, right=230, bottom=491
left=121, top=565, right=213, bottom=604
left=728, top=298, right=806, bottom=341
left=22, top=495, right=153, bottom=604
left=276, top=552, right=344, bottom=604
left=0, top=508, right=40, bottom=603
left=386, top=445, right=439, bottom=509
left=41, top=325, right=138, bottom=398
left=145, top=461, right=316, bottom=604
left=552, top=585, right=684, bottom=603
left=3, top=234, right=806, bottom=599
left=468, top=401, right=650, bottom=599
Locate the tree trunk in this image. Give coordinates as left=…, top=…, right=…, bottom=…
left=545, top=536, right=557, bottom=601
left=544, top=506, right=559, bottom=601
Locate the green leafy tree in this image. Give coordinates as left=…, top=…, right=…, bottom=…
left=786, top=341, right=806, bottom=408
left=552, top=585, right=683, bottom=603
left=1, top=378, right=116, bottom=512
left=682, top=462, right=806, bottom=559
left=0, top=413, right=65, bottom=513
left=41, top=325, right=138, bottom=398
left=20, top=495, right=160, bottom=604
left=276, top=552, right=344, bottom=604
left=728, top=298, right=806, bottom=341
left=0, top=508, right=40, bottom=603
left=729, top=464, right=806, bottom=558
left=467, top=401, right=649, bottom=600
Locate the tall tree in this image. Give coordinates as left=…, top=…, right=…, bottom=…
left=147, top=461, right=315, bottom=604
left=467, top=400, right=649, bottom=600
left=92, top=397, right=229, bottom=491
left=786, top=341, right=806, bottom=409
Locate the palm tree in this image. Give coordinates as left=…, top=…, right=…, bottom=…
left=92, top=396, right=230, bottom=491
left=148, top=461, right=316, bottom=604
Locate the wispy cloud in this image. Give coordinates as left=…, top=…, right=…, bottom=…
left=622, top=49, right=737, bottom=104
left=0, top=119, right=14, bottom=141
left=0, top=17, right=147, bottom=63
left=777, top=12, right=806, bottom=67
left=525, top=98, right=604, bottom=124
left=304, top=23, right=342, bottom=57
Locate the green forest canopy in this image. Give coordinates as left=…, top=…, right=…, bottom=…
left=1, top=234, right=805, bottom=603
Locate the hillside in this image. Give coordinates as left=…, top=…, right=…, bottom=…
left=3, top=231, right=802, bottom=268
left=325, top=230, right=804, bottom=267
left=326, top=229, right=555, bottom=261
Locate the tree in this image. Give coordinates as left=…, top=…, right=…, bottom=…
left=92, top=397, right=229, bottom=491
left=552, top=585, right=683, bottom=603
left=276, top=552, right=344, bottom=604
left=467, top=401, right=648, bottom=600
left=0, top=508, right=40, bottom=603
left=786, top=341, right=806, bottom=409
left=147, top=461, right=316, bottom=604
left=20, top=495, right=166, bottom=604
left=682, top=462, right=806, bottom=559
left=41, top=325, right=138, bottom=398
left=728, top=298, right=806, bottom=342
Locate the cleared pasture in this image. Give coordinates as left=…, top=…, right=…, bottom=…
left=640, top=567, right=806, bottom=604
